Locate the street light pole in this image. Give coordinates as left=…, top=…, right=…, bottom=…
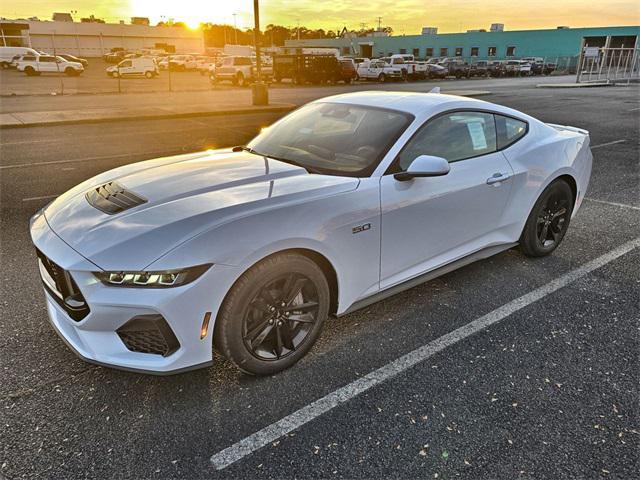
left=233, top=13, right=238, bottom=44
left=251, top=0, right=268, bottom=105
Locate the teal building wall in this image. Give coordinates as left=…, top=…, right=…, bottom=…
left=284, top=26, right=640, bottom=60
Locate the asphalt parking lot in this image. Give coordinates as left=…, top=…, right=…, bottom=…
left=0, top=83, right=638, bottom=479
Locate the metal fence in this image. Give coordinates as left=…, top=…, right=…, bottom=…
left=576, top=46, right=640, bottom=84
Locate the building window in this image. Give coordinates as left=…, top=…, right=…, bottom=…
left=488, top=46, right=497, bottom=57
left=471, top=46, right=479, bottom=56
left=426, top=47, right=434, bottom=57
left=440, top=47, right=448, bottom=57
left=399, top=48, right=407, bottom=54
left=455, top=47, right=463, bottom=57
left=342, top=47, right=350, bottom=55
left=413, top=48, right=420, bottom=57
left=506, top=46, right=516, bottom=56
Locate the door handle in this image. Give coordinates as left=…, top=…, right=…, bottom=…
left=486, top=172, right=511, bottom=185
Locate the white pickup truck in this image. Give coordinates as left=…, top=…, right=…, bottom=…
left=211, top=55, right=272, bottom=87
left=17, top=54, right=84, bottom=76
left=381, top=54, right=428, bottom=80
left=356, top=59, right=404, bottom=82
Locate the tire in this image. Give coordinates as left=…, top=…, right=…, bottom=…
left=65, top=68, right=77, bottom=76
left=520, top=179, right=574, bottom=257
left=378, top=73, right=386, bottom=83
left=144, top=71, right=153, bottom=79
left=24, top=66, right=36, bottom=76
left=215, top=253, right=330, bottom=375
left=236, top=72, right=246, bottom=87
left=112, top=71, right=119, bottom=78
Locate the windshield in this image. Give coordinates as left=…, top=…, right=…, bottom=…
left=247, top=102, right=413, bottom=177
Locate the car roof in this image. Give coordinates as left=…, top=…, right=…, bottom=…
left=312, top=91, right=492, bottom=116
left=311, top=91, right=540, bottom=125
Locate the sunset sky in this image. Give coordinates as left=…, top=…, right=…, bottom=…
left=2, top=0, right=638, bottom=33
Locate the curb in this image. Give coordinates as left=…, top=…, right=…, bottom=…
left=0, top=103, right=298, bottom=129
left=535, top=82, right=612, bottom=89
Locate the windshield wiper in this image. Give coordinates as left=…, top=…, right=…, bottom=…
left=232, top=146, right=322, bottom=175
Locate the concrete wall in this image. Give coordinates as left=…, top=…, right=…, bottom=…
left=14, top=20, right=204, bottom=57
left=285, top=26, right=640, bottom=60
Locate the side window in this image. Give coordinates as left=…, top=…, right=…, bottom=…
left=495, top=115, right=527, bottom=149
left=397, top=112, right=497, bottom=170
left=39, top=56, right=55, bottom=62
left=120, top=60, right=132, bottom=68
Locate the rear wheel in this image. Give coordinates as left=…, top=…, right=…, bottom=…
left=236, top=72, right=246, bottom=87
left=24, top=66, right=36, bottom=76
left=378, top=73, right=386, bottom=82
left=520, top=179, right=573, bottom=257
left=144, top=71, right=153, bottom=79
left=215, top=253, right=330, bottom=375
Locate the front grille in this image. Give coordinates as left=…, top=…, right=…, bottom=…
left=85, top=181, right=147, bottom=215
left=117, top=315, right=180, bottom=357
left=36, top=249, right=90, bottom=322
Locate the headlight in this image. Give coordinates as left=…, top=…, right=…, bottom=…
left=94, top=264, right=212, bottom=288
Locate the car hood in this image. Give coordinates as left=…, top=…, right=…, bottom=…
left=44, top=150, right=359, bottom=270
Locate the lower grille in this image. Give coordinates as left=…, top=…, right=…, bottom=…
left=117, top=315, right=180, bottom=357
left=36, top=249, right=90, bottom=322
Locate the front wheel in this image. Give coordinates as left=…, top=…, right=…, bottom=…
left=520, top=179, right=573, bottom=257
left=215, top=253, right=330, bottom=375
left=378, top=73, right=386, bottom=82
left=144, top=71, right=153, bottom=79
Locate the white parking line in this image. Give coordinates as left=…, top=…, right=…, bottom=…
left=0, top=148, right=186, bottom=170
left=210, top=237, right=640, bottom=470
left=22, top=194, right=59, bottom=202
left=590, top=139, right=626, bottom=149
left=585, top=197, right=640, bottom=211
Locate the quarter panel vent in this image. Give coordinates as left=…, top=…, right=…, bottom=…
left=86, top=181, right=147, bottom=214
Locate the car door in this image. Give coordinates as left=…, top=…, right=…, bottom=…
left=379, top=111, right=514, bottom=288
left=38, top=56, right=57, bottom=73
left=118, top=60, right=133, bottom=76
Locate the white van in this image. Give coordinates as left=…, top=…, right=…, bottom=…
left=106, top=57, right=159, bottom=78
left=0, top=46, right=40, bottom=68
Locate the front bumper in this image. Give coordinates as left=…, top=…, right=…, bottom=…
left=30, top=210, right=241, bottom=375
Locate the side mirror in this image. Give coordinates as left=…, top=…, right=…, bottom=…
left=394, top=155, right=450, bottom=181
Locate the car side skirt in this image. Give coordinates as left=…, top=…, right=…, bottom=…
left=338, top=242, right=519, bottom=317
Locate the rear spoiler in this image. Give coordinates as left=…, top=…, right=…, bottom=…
left=546, top=123, right=589, bottom=136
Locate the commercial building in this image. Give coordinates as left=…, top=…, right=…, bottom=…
left=284, top=25, right=639, bottom=62
left=0, top=18, right=204, bottom=57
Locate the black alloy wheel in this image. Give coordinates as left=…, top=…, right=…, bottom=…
left=215, top=253, right=330, bottom=375
left=520, top=179, right=573, bottom=257
left=243, top=273, right=319, bottom=361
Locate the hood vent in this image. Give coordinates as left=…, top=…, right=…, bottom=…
left=85, top=181, right=147, bottom=215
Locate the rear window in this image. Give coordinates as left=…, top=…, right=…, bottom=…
left=495, top=115, right=528, bottom=149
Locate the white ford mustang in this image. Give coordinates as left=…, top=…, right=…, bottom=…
left=30, top=92, right=592, bottom=375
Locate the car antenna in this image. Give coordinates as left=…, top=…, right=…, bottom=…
left=429, top=87, right=441, bottom=94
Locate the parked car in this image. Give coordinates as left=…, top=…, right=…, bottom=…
left=168, top=55, right=198, bottom=71
left=380, top=56, right=408, bottom=80
left=106, top=57, right=159, bottom=78
left=543, top=62, right=557, bottom=75
left=356, top=59, right=403, bottom=82
left=212, top=55, right=273, bottom=86
left=505, top=60, right=532, bottom=76
left=17, top=54, right=84, bottom=76
left=29, top=92, right=592, bottom=375
left=425, top=63, right=447, bottom=79
left=104, top=50, right=128, bottom=64
left=487, top=60, right=506, bottom=77
left=272, top=54, right=337, bottom=85
left=445, top=59, right=470, bottom=78
left=195, top=56, right=218, bottom=75
left=58, top=54, right=89, bottom=68
left=338, top=58, right=357, bottom=84
left=0, top=46, right=40, bottom=68
left=469, top=60, right=490, bottom=77
left=522, top=57, right=545, bottom=75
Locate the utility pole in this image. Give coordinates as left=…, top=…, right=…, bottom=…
left=297, top=19, right=300, bottom=40
left=251, top=0, right=268, bottom=105
left=376, top=16, right=382, bottom=31
left=232, top=13, right=238, bottom=44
